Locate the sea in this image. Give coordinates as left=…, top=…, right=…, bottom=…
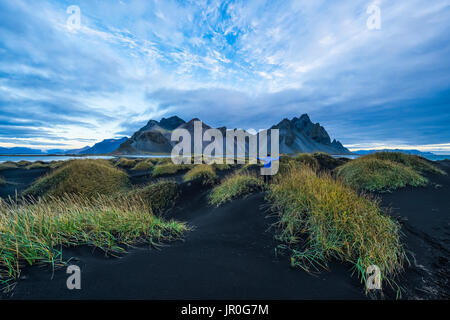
left=332, top=154, right=450, bottom=161
left=0, top=153, right=448, bottom=164
left=0, top=155, right=170, bottom=163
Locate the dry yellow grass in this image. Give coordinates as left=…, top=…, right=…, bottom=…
left=115, top=158, right=137, bottom=168
left=268, top=164, right=405, bottom=291
left=127, top=180, right=180, bottom=215
left=24, top=159, right=130, bottom=198
left=364, top=152, right=445, bottom=175
left=336, top=157, right=428, bottom=192
left=0, top=162, right=18, bottom=171
left=0, top=194, right=187, bottom=286
left=209, top=172, right=265, bottom=206
left=131, top=160, right=154, bottom=171
left=152, top=163, right=192, bottom=177
left=184, top=165, right=217, bottom=185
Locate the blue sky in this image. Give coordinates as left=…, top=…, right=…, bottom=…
left=0, top=0, right=449, bottom=153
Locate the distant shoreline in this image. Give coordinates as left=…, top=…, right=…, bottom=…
left=1, top=153, right=449, bottom=163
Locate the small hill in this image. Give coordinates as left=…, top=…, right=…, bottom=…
left=24, top=159, right=130, bottom=198
left=335, top=152, right=444, bottom=192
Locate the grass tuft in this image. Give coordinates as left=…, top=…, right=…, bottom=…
left=131, top=160, right=154, bottom=171
left=17, top=160, right=32, bottom=167
left=184, top=165, right=217, bottom=185
left=115, top=158, right=137, bottom=169
left=0, top=162, right=18, bottom=171
left=49, top=161, right=65, bottom=169
left=294, top=153, right=320, bottom=170
left=268, top=165, right=405, bottom=291
left=155, top=157, right=173, bottom=165
left=127, top=180, right=180, bottom=215
left=212, top=163, right=232, bottom=171
left=364, top=152, right=445, bottom=175
left=209, top=173, right=265, bottom=207
left=24, top=159, right=130, bottom=198
left=278, top=155, right=315, bottom=175
left=25, top=161, right=50, bottom=170
left=0, top=194, right=187, bottom=285
left=312, top=152, right=349, bottom=170
left=237, top=162, right=262, bottom=175
left=152, top=163, right=191, bottom=177
left=336, top=157, right=428, bottom=192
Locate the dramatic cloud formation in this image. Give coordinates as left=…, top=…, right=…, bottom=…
left=0, top=0, right=449, bottom=152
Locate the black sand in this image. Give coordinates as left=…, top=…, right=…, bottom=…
left=378, top=162, right=450, bottom=299
left=1, top=162, right=449, bottom=299
left=0, top=167, right=50, bottom=199
left=4, top=185, right=365, bottom=299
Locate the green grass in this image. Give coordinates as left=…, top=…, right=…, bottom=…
left=237, top=162, right=262, bottom=174
left=184, top=165, right=217, bottom=185
left=0, top=162, right=18, bottom=171
left=212, top=163, right=232, bottom=171
left=278, top=155, right=315, bottom=175
left=127, top=180, right=180, bottom=215
left=280, top=153, right=347, bottom=173
left=152, top=163, right=191, bottom=177
left=131, top=160, right=154, bottom=171
left=364, top=152, right=445, bottom=175
left=25, top=161, right=50, bottom=170
left=294, top=153, right=320, bottom=171
left=24, top=159, right=130, bottom=198
left=267, top=165, right=405, bottom=291
left=0, top=194, right=187, bottom=285
left=49, top=161, right=65, bottom=169
left=209, top=173, right=265, bottom=207
left=16, top=160, right=32, bottom=167
left=336, top=158, right=428, bottom=192
left=311, top=152, right=348, bottom=170
left=155, top=157, right=172, bottom=165
left=115, top=158, right=137, bottom=169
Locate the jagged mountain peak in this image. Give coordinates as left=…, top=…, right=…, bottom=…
left=115, top=114, right=351, bottom=155
left=159, top=116, right=186, bottom=130
left=140, top=116, right=185, bottom=132
left=178, top=118, right=212, bottom=131
left=272, top=114, right=349, bottom=154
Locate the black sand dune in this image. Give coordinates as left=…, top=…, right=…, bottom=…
left=378, top=162, right=450, bottom=299
left=0, top=167, right=50, bottom=199
left=4, top=184, right=365, bottom=300
left=127, top=166, right=235, bottom=186
left=1, top=161, right=449, bottom=300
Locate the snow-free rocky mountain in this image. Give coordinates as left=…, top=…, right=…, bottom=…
left=82, top=137, right=128, bottom=154
left=114, top=114, right=351, bottom=155
left=0, top=138, right=127, bottom=155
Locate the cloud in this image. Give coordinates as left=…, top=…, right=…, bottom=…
left=0, top=0, right=449, bottom=151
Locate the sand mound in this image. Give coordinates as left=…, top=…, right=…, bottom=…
left=24, top=159, right=130, bottom=198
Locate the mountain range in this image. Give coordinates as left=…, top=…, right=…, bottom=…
left=353, top=149, right=435, bottom=156
left=0, top=137, right=127, bottom=155
left=115, top=114, right=351, bottom=155
left=0, top=147, right=46, bottom=155
left=0, top=115, right=351, bottom=156
left=82, top=137, right=128, bottom=154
